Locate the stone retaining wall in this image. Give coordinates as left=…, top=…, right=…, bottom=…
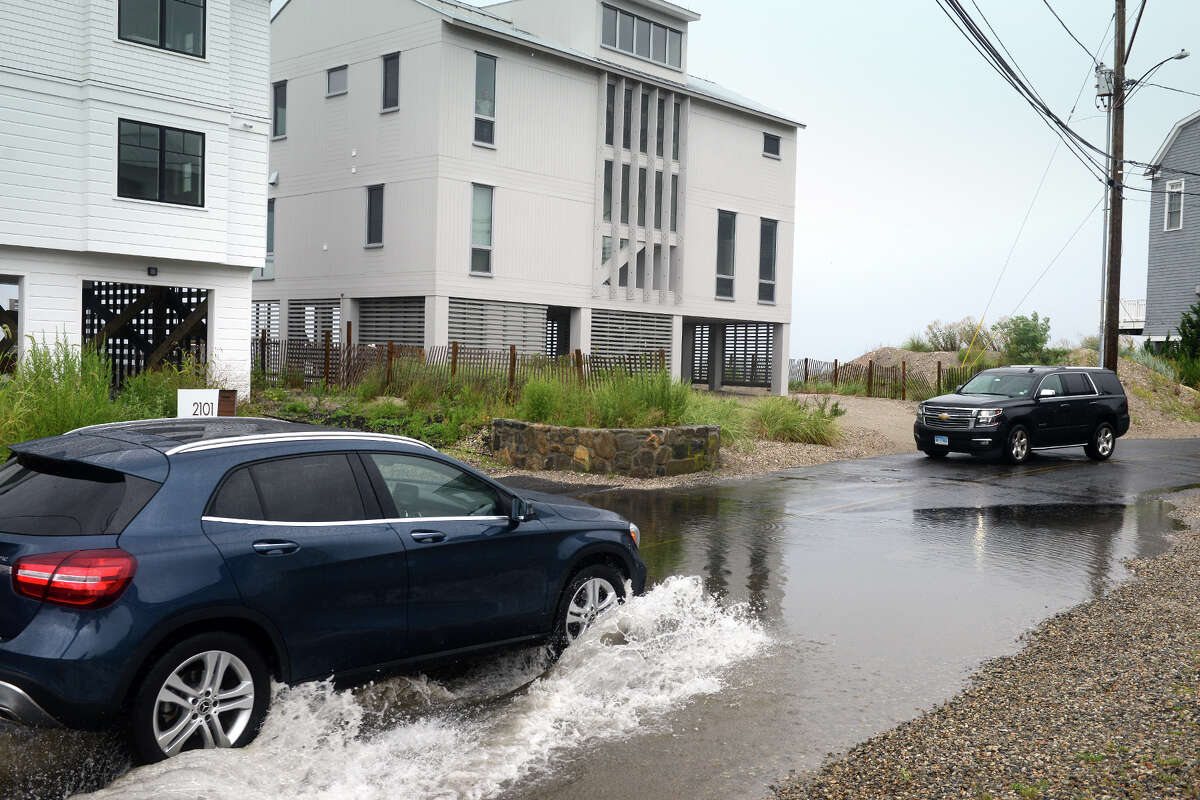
left=490, top=419, right=721, bottom=478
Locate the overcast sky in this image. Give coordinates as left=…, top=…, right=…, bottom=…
left=677, top=0, right=1199, bottom=359
left=266, top=0, right=1199, bottom=361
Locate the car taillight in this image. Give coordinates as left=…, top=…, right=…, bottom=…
left=12, top=549, right=137, bottom=609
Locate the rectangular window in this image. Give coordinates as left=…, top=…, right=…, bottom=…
left=622, top=88, right=633, bottom=150
left=471, top=183, right=493, bottom=274
left=667, top=29, right=682, bottom=68
left=118, top=119, right=204, bottom=207
left=651, top=24, right=667, bottom=63
left=620, top=164, right=631, bottom=224
left=1166, top=179, right=1184, bottom=231
left=474, top=53, right=497, bottom=145
left=758, top=218, right=777, bottom=303
left=656, top=99, right=665, bottom=157
left=763, top=133, right=781, bottom=158
left=716, top=210, right=735, bottom=298
left=326, top=65, right=348, bottom=96
left=382, top=53, right=400, bottom=110
left=119, top=0, right=205, bottom=58
left=366, top=185, right=384, bottom=246
left=603, top=161, right=613, bottom=222
left=671, top=173, right=678, bottom=232
left=635, top=18, right=651, bottom=58
left=672, top=102, right=681, bottom=160
left=266, top=198, right=275, bottom=253
left=654, top=170, right=663, bottom=230
left=605, top=83, right=615, bottom=146
left=602, top=6, right=618, bottom=47
left=272, top=81, right=287, bottom=137
left=637, top=167, right=647, bottom=227
left=639, top=92, right=650, bottom=153
left=601, top=4, right=682, bottom=69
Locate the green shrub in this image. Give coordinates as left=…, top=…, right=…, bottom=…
left=990, top=313, right=1051, bottom=364
left=517, top=378, right=564, bottom=423
left=902, top=333, right=932, bottom=352
left=745, top=396, right=843, bottom=446
left=118, top=356, right=210, bottom=418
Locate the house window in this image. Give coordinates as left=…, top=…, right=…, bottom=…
left=366, top=185, right=384, bottom=246
left=1166, top=179, right=1184, bottom=231
left=620, top=164, right=631, bottom=224
left=118, top=0, right=205, bottom=58
left=266, top=199, right=275, bottom=254
left=600, top=5, right=683, bottom=69
left=272, top=81, right=287, bottom=138
left=605, top=83, right=615, bottom=146
left=639, top=91, right=650, bottom=153
left=672, top=102, right=681, bottom=160
left=117, top=119, right=204, bottom=207
left=715, top=210, right=735, bottom=299
left=656, top=99, right=665, bottom=157
left=603, top=161, right=613, bottom=222
left=671, top=174, right=678, bottom=232
left=637, top=167, right=647, bottom=227
left=763, top=133, right=781, bottom=158
left=622, top=88, right=633, bottom=150
left=474, top=53, right=497, bottom=145
left=382, top=53, right=400, bottom=111
left=654, top=170, right=663, bottom=230
left=326, top=65, right=348, bottom=96
left=759, top=218, right=777, bottom=303
left=471, top=183, right=493, bottom=274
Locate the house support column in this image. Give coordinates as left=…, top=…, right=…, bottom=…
left=669, top=314, right=683, bottom=380
left=424, top=295, right=449, bottom=350
left=681, top=321, right=695, bottom=384
left=340, top=296, right=359, bottom=345
left=570, top=306, right=592, bottom=354
left=708, top=322, right=725, bottom=391
left=771, top=322, right=790, bottom=396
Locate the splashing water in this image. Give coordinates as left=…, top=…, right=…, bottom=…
left=75, top=576, right=768, bottom=800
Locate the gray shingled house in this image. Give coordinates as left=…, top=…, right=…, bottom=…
left=1144, top=109, right=1200, bottom=341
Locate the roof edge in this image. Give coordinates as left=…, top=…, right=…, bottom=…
left=1145, top=107, right=1200, bottom=175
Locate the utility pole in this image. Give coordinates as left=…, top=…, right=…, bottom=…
left=1101, top=0, right=1126, bottom=371
left=1096, top=63, right=1114, bottom=360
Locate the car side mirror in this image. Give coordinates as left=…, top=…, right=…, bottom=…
left=955, top=384, right=964, bottom=393
left=1039, top=388, right=1056, bottom=398
left=509, top=497, right=532, bottom=525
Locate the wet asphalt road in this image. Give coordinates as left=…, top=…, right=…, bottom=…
left=504, top=438, right=1200, bottom=800
left=6, top=439, right=1200, bottom=800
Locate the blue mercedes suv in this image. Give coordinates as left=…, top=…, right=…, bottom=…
left=0, top=418, right=645, bottom=762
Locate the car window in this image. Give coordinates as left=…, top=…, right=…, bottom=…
left=233, top=454, right=367, bottom=523
left=1091, top=371, right=1123, bottom=395
left=366, top=453, right=500, bottom=518
left=960, top=372, right=1036, bottom=397
left=1062, top=373, right=1093, bottom=396
left=208, top=466, right=262, bottom=519
left=1038, top=375, right=1064, bottom=396
left=0, top=456, right=159, bottom=536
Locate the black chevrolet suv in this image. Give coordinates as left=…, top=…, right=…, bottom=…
left=913, top=366, right=1130, bottom=464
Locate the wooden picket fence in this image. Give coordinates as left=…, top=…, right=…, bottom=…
left=252, top=329, right=667, bottom=396
left=789, top=357, right=980, bottom=402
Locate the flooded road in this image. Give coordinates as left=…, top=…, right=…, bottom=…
left=7, top=439, right=1200, bottom=799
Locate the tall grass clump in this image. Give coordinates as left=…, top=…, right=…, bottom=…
left=901, top=333, right=932, bottom=352
left=118, top=355, right=211, bottom=417
left=746, top=396, right=845, bottom=446
left=681, top=390, right=748, bottom=446
left=1120, top=345, right=1179, bottom=382
left=0, top=339, right=120, bottom=453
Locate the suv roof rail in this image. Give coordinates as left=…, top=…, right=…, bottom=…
left=164, top=431, right=438, bottom=456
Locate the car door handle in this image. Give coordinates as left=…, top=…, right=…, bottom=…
left=252, top=540, right=300, bottom=556
left=411, top=530, right=446, bottom=544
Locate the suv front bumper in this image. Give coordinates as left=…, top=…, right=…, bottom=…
left=914, top=421, right=1006, bottom=453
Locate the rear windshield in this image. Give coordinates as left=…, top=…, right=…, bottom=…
left=1090, top=371, right=1124, bottom=396
left=960, top=372, right=1037, bottom=398
left=0, top=455, right=160, bottom=536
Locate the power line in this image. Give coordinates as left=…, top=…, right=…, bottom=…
left=1041, top=0, right=1101, bottom=66
left=1142, top=81, right=1200, bottom=98
left=1009, top=197, right=1104, bottom=316
left=1124, top=0, right=1148, bottom=63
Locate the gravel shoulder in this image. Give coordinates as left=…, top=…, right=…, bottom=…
left=769, top=490, right=1200, bottom=800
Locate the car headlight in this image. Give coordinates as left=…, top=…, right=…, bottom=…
left=975, top=408, right=1003, bottom=425
left=628, top=522, right=640, bottom=548
left=917, top=403, right=926, bottom=417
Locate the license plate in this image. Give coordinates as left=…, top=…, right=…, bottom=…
left=934, top=435, right=949, bottom=446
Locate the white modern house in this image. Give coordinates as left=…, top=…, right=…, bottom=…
left=258, top=0, right=801, bottom=393
left=0, top=0, right=271, bottom=395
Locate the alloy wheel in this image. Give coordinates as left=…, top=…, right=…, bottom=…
left=564, top=577, right=618, bottom=642
left=1097, top=426, right=1114, bottom=456
left=1010, top=429, right=1029, bottom=462
left=152, top=650, right=256, bottom=757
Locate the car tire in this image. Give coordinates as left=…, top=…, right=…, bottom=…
left=1085, top=421, right=1116, bottom=461
left=129, top=632, right=271, bottom=764
left=550, top=564, right=626, bottom=656
left=1005, top=425, right=1031, bottom=465
left=922, top=447, right=949, bottom=459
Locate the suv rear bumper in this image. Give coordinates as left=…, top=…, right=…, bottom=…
left=914, top=421, right=1006, bottom=453
left=0, top=680, right=61, bottom=728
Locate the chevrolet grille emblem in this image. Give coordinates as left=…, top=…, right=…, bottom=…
left=939, top=413, right=949, bottom=420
